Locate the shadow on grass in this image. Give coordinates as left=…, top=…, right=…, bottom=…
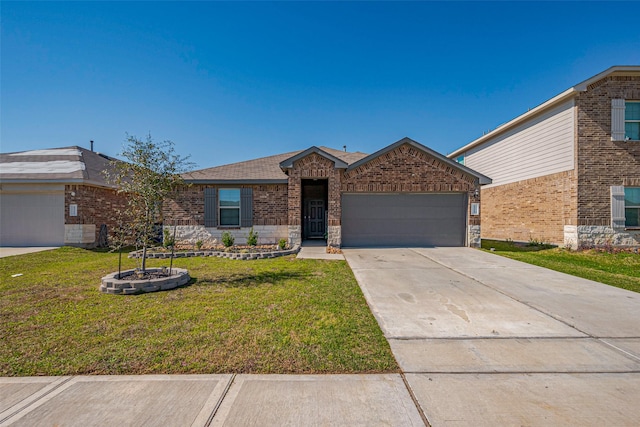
left=195, top=270, right=309, bottom=288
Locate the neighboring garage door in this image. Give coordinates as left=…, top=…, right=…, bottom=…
left=0, top=192, right=65, bottom=246
left=341, top=193, right=467, bottom=247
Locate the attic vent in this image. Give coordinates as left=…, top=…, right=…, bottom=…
left=587, top=78, right=607, bottom=91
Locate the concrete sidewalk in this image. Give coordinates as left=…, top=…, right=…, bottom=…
left=0, top=374, right=424, bottom=426
left=0, top=247, right=58, bottom=258
left=296, top=240, right=345, bottom=260
left=4, top=246, right=640, bottom=426
left=344, top=247, right=640, bottom=426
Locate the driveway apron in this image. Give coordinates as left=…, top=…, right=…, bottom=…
left=343, top=247, right=640, bottom=427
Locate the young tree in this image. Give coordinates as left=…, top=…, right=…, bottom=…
left=106, top=134, right=193, bottom=272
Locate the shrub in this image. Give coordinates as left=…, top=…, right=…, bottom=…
left=221, top=231, right=235, bottom=247
left=278, top=238, right=287, bottom=250
left=195, top=240, right=203, bottom=251
left=246, top=227, right=258, bottom=246
left=163, top=228, right=175, bottom=248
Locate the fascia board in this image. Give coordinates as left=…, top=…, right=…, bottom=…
left=279, top=146, right=348, bottom=169
left=185, top=179, right=289, bottom=185
left=347, top=137, right=492, bottom=185
left=448, top=88, right=578, bottom=158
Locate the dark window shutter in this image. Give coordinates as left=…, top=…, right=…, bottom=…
left=241, top=187, right=253, bottom=227
left=204, top=188, right=217, bottom=227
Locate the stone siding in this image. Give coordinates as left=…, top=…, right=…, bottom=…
left=565, top=225, right=640, bottom=249
left=166, top=224, right=288, bottom=247
left=480, top=171, right=577, bottom=246
left=468, top=225, right=481, bottom=248
left=65, top=184, right=128, bottom=246
left=575, top=75, right=640, bottom=226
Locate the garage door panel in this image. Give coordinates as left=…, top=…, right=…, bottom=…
left=342, top=193, right=466, bottom=247
left=0, top=193, right=64, bottom=246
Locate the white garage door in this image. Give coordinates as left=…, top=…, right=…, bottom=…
left=341, top=193, right=467, bottom=247
left=0, top=191, right=65, bottom=246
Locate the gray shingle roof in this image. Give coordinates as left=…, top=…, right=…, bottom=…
left=184, top=146, right=369, bottom=183
left=0, top=146, right=119, bottom=187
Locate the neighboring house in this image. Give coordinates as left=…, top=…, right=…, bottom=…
left=0, top=146, right=127, bottom=247
left=163, top=137, right=490, bottom=248
left=448, top=65, right=640, bottom=249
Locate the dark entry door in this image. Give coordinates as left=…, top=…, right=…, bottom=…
left=305, top=199, right=326, bottom=238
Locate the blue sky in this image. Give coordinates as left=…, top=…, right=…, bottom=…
left=2, top=1, right=639, bottom=169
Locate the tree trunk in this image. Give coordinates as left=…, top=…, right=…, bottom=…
left=141, top=244, right=147, bottom=272
left=141, top=207, right=150, bottom=272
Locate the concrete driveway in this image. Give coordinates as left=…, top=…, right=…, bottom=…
left=344, top=247, right=640, bottom=426
left=0, top=247, right=59, bottom=258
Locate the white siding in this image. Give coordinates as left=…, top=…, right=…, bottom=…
left=464, top=99, right=575, bottom=187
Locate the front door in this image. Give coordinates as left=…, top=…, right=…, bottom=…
left=305, top=199, right=326, bottom=239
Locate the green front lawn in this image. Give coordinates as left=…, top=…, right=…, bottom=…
left=0, top=247, right=397, bottom=376
left=481, top=239, right=640, bottom=293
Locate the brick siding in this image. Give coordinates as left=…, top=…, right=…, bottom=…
left=65, top=184, right=129, bottom=243
left=576, top=75, right=640, bottom=225
left=342, top=143, right=481, bottom=225
left=480, top=170, right=576, bottom=245
left=165, top=144, right=481, bottom=241
left=287, top=153, right=341, bottom=226
left=163, top=184, right=288, bottom=226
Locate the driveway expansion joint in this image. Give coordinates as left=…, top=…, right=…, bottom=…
left=400, top=373, right=431, bottom=427
left=204, top=373, right=236, bottom=427
left=0, top=376, right=73, bottom=425
left=408, top=248, right=596, bottom=338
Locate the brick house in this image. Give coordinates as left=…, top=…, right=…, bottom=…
left=448, top=66, right=640, bottom=249
left=0, top=146, right=128, bottom=247
left=164, top=137, right=490, bottom=248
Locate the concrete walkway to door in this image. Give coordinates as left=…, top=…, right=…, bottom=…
left=343, top=247, right=640, bottom=426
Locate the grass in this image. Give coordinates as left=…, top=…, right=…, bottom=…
left=0, top=247, right=397, bottom=376
left=481, top=239, right=640, bottom=293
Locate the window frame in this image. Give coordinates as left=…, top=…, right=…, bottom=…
left=218, top=188, right=241, bottom=227
left=625, top=101, right=640, bottom=141
left=625, top=187, right=640, bottom=228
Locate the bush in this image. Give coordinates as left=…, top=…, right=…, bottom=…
left=246, top=227, right=258, bottom=246
left=195, top=240, right=203, bottom=251
left=278, top=238, right=287, bottom=250
left=221, top=231, right=235, bottom=247
left=163, top=228, right=175, bottom=248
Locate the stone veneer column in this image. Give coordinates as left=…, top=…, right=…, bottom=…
left=468, top=225, right=481, bottom=248
left=327, top=225, right=341, bottom=247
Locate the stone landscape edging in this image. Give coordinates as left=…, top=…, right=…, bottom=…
left=128, top=245, right=300, bottom=261
left=100, top=267, right=191, bottom=295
